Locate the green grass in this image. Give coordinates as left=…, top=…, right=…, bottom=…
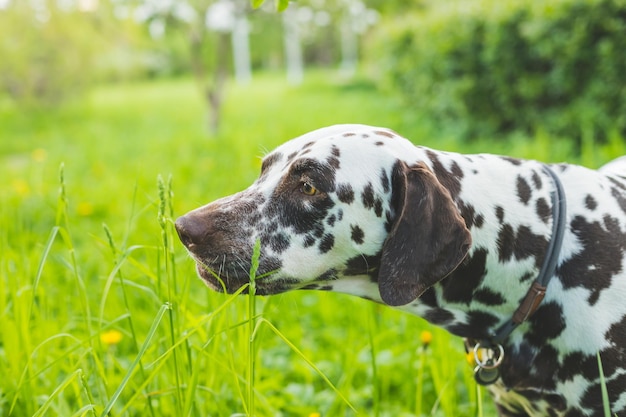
left=1, top=70, right=625, bottom=416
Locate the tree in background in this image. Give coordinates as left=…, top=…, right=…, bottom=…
left=0, top=0, right=110, bottom=104
left=0, top=0, right=380, bottom=132
left=120, top=0, right=244, bottom=133
left=123, top=0, right=378, bottom=132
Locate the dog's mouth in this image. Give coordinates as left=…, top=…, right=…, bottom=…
left=190, top=255, right=297, bottom=296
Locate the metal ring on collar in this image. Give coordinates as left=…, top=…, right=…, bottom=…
left=473, top=343, right=504, bottom=370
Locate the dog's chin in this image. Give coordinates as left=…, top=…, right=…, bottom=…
left=195, top=263, right=243, bottom=293
left=194, top=263, right=295, bottom=296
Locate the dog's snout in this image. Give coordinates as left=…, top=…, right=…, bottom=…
left=175, top=214, right=207, bottom=247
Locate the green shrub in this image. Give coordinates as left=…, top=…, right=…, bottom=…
left=0, top=3, right=106, bottom=105
left=371, top=0, right=626, bottom=143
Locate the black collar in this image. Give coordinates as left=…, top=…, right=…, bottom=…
left=470, top=164, right=567, bottom=385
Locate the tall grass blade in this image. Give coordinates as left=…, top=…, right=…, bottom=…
left=247, top=239, right=261, bottom=417
left=99, top=303, right=171, bottom=417
left=28, top=226, right=59, bottom=320
left=70, top=405, right=98, bottom=417
left=10, top=333, right=81, bottom=415
left=367, top=311, right=380, bottom=417
left=597, top=352, right=611, bottom=417
left=32, top=369, right=84, bottom=417
left=101, top=223, right=156, bottom=417
left=252, top=318, right=358, bottom=414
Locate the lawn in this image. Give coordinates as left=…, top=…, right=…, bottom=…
left=1, top=71, right=623, bottom=417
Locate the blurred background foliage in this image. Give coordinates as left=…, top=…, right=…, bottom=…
left=2, top=1, right=626, bottom=415
left=374, top=0, right=626, bottom=145
left=2, top=0, right=624, bottom=142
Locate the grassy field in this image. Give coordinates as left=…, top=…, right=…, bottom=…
left=1, top=71, right=624, bottom=417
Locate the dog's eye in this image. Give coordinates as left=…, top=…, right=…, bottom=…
left=301, top=182, right=318, bottom=196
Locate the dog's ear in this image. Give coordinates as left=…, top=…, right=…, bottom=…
left=378, top=161, right=472, bottom=306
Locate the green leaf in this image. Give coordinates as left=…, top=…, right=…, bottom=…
left=276, top=0, right=290, bottom=12
left=251, top=0, right=265, bottom=9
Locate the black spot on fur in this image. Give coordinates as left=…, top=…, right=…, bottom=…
left=350, top=225, right=364, bottom=244
left=327, top=156, right=340, bottom=170
left=517, top=175, right=532, bottom=205
left=260, top=152, right=282, bottom=177
left=459, top=201, right=484, bottom=229
left=317, top=268, right=338, bottom=281
left=559, top=351, right=586, bottom=382
left=362, top=183, right=375, bottom=208
left=303, top=235, right=316, bottom=248
left=527, top=346, right=560, bottom=389
left=319, top=233, right=334, bottom=253
left=584, top=194, right=598, bottom=210
left=326, top=214, right=336, bottom=227
left=360, top=182, right=384, bottom=217
left=374, top=199, right=383, bottom=217
left=531, top=170, right=543, bottom=189
left=606, top=313, right=626, bottom=348
left=611, top=185, right=626, bottom=216
left=416, top=287, right=438, bottom=308
left=473, top=288, right=506, bottom=306
left=380, top=168, right=390, bottom=193
left=344, top=253, right=380, bottom=277
left=287, top=151, right=298, bottom=162
left=423, top=308, right=455, bottom=325
left=374, top=130, right=395, bottom=138
left=558, top=215, right=624, bottom=305
left=519, top=272, right=535, bottom=283
left=447, top=310, right=499, bottom=338
left=442, top=248, right=487, bottom=304
left=497, top=224, right=515, bottom=262
left=536, top=198, right=551, bottom=223
left=337, top=183, right=355, bottom=204
left=582, top=372, right=626, bottom=413
left=500, top=343, right=562, bottom=395
left=426, top=150, right=462, bottom=199
left=501, top=156, right=522, bottom=166
left=497, top=224, right=548, bottom=268
left=527, top=301, right=566, bottom=344
left=475, top=215, right=485, bottom=228
left=496, top=206, right=505, bottom=223
left=263, top=232, right=290, bottom=254
left=609, top=176, right=626, bottom=191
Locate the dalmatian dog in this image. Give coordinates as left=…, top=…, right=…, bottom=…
left=175, top=124, right=626, bottom=416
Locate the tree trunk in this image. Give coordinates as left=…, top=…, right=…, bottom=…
left=189, top=28, right=230, bottom=134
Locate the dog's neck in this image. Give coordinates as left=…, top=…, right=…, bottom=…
left=406, top=151, right=560, bottom=340
left=325, top=151, right=561, bottom=343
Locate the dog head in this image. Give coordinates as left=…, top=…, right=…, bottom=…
left=175, top=125, right=471, bottom=306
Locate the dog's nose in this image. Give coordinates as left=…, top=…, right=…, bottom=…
left=174, top=214, right=207, bottom=247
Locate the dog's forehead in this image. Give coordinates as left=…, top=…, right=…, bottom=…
left=263, top=125, right=403, bottom=174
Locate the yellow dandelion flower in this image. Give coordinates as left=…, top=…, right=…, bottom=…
left=420, top=330, right=433, bottom=346
left=466, top=351, right=477, bottom=366
left=77, top=202, right=94, bottom=216
left=100, top=329, right=123, bottom=346
left=12, top=179, right=30, bottom=196
left=31, top=148, right=48, bottom=162
left=467, top=347, right=488, bottom=366
left=308, top=413, right=321, bottom=417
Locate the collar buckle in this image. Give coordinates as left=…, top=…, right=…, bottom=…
left=512, top=281, right=547, bottom=324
